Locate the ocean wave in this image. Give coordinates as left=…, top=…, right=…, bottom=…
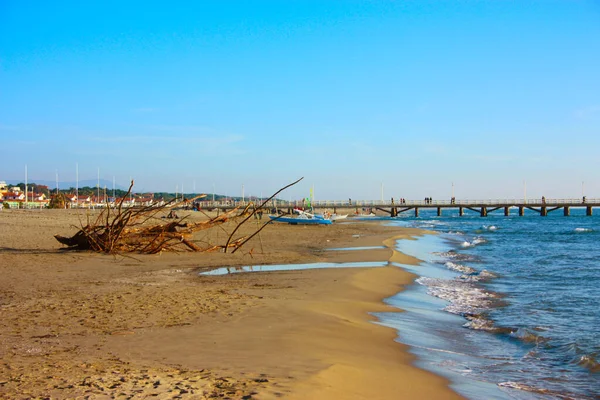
left=509, top=327, right=548, bottom=344
left=462, top=314, right=514, bottom=334
left=458, top=269, right=498, bottom=283
left=460, top=236, right=487, bottom=248
left=416, top=277, right=498, bottom=316
left=445, top=261, right=476, bottom=274
left=497, top=381, right=551, bottom=395
left=435, top=250, right=479, bottom=262
left=556, top=343, right=600, bottom=373
left=498, top=381, right=591, bottom=399
left=574, top=227, right=594, bottom=233
left=577, top=354, right=600, bottom=373
left=482, top=225, right=498, bottom=231
left=463, top=314, right=496, bottom=331
left=478, top=269, right=497, bottom=279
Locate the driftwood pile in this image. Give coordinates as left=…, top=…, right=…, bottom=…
left=54, top=178, right=302, bottom=255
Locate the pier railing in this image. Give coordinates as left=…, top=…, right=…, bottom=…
left=193, top=198, right=600, bottom=209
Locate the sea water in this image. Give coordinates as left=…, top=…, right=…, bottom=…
left=378, top=208, right=600, bottom=399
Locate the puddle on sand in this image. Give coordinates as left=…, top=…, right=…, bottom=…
left=326, top=246, right=387, bottom=251
left=200, top=261, right=390, bottom=276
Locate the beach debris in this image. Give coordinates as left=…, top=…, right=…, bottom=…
left=54, top=178, right=303, bottom=255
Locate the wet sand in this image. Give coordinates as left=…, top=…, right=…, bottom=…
left=0, top=208, right=463, bottom=399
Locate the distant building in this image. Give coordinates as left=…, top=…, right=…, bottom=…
left=65, top=194, right=78, bottom=203
left=3, top=192, right=25, bottom=201
left=27, top=192, right=47, bottom=201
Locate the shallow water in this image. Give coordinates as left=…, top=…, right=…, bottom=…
left=326, top=245, right=387, bottom=251
left=200, top=261, right=389, bottom=275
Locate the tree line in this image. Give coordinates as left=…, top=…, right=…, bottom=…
left=5, top=183, right=237, bottom=202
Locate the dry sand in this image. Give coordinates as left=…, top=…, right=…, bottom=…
left=0, top=208, right=463, bottom=399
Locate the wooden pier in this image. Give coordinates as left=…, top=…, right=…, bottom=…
left=197, top=198, right=598, bottom=217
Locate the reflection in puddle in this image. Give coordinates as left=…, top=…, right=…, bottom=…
left=201, top=261, right=389, bottom=276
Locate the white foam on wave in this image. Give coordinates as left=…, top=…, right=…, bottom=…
left=497, top=381, right=572, bottom=398
left=472, top=237, right=487, bottom=245
left=498, top=381, right=550, bottom=394
left=434, top=250, right=478, bottom=262
left=460, top=236, right=487, bottom=248
left=445, top=261, right=476, bottom=274
left=482, top=225, right=498, bottom=231
left=574, top=227, right=594, bottom=233
left=463, top=315, right=496, bottom=331
left=460, top=269, right=497, bottom=282
left=509, top=327, right=545, bottom=344
left=416, top=277, right=497, bottom=316
left=578, top=354, right=600, bottom=372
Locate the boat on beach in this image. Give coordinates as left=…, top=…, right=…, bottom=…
left=315, top=212, right=348, bottom=221
left=268, top=213, right=332, bottom=225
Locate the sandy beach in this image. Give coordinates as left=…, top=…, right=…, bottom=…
left=0, top=208, right=463, bottom=399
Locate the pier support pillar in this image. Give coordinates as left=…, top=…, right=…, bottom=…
left=391, top=207, right=398, bottom=217
left=587, top=206, right=593, bottom=216
left=480, top=207, right=487, bottom=217
left=541, top=207, right=547, bottom=217
left=564, top=207, right=570, bottom=216
left=437, top=207, right=442, bottom=217
left=415, top=207, right=419, bottom=217
left=504, top=207, right=510, bottom=216
left=519, top=207, right=524, bottom=216
left=459, top=207, right=464, bottom=216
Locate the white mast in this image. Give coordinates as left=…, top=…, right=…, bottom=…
left=76, top=162, right=79, bottom=208
left=25, top=164, right=28, bottom=209
left=97, top=167, right=100, bottom=205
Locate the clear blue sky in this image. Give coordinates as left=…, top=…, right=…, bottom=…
left=1, top=1, right=599, bottom=200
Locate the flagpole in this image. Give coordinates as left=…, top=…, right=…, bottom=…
left=76, top=163, right=79, bottom=208
left=25, top=164, right=28, bottom=209
left=97, top=168, right=100, bottom=206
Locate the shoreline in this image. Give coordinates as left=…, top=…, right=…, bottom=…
left=0, top=209, right=463, bottom=399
